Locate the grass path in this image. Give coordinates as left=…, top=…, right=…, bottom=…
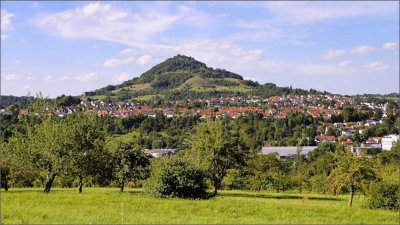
left=1, top=188, right=398, bottom=224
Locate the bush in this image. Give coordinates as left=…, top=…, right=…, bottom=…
left=144, top=157, right=208, bottom=199
left=366, top=181, right=399, bottom=210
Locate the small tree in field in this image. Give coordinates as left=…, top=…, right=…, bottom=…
left=189, top=119, right=247, bottom=195
left=31, top=117, right=73, bottom=193
left=67, top=114, right=107, bottom=193
left=111, top=142, right=149, bottom=192
left=326, top=150, right=375, bottom=207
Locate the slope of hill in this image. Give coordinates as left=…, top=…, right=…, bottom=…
left=89, top=55, right=316, bottom=101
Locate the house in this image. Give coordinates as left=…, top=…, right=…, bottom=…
left=382, top=134, right=400, bottom=150
left=341, top=130, right=353, bottom=138
left=361, top=137, right=382, bottom=149
left=314, top=135, right=336, bottom=145
left=260, top=146, right=317, bottom=161
left=144, top=149, right=177, bottom=158
left=334, top=122, right=344, bottom=128
left=19, top=109, right=29, bottom=115
left=342, top=139, right=353, bottom=146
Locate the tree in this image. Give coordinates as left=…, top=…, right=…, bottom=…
left=0, top=141, right=26, bottom=190
left=110, top=141, right=149, bottom=192
left=29, top=117, right=73, bottom=193
left=189, top=119, right=247, bottom=195
left=67, top=114, right=107, bottom=193
left=325, top=151, right=375, bottom=207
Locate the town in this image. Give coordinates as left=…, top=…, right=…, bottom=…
left=5, top=93, right=399, bottom=158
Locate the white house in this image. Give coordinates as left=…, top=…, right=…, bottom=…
left=382, top=134, right=400, bottom=150
left=144, top=149, right=177, bottom=158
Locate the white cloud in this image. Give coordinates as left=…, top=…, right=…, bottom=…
left=176, top=5, right=212, bottom=28
left=365, top=61, right=388, bottom=70
left=293, top=63, right=343, bottom=76
left=115, top=73, right=131, bottom=84
left=136, top=55, right=153, bottom=65
left=232, top=21, right=282, bottom=42
left=3, top=72, right=38, bottom=81
left=43, top=73, right=98, bottom=81
left=1, top=10, right=13, bottom=30
left=383, top=42, right=399, bottom=50
left=25, top=76, right=36, bottom=81
left=1, top=34, right=8, bottom=41
left=73, top=72, right=97, bottom=81
left=244, top=77, right=257, bottom=81
left=119, top=48, right=135, bottom=55
left=1, top=10, right=14, bottom=41
left=35, top=2, right=180, bottom=48
left=174, top=39, right=264, bottom=72
left=264, top=1, right=397, bottom=25
left=339, top=60, right=352, bottom=67
left=351, top=45, right=375, bottom=55
left=325, top=49, right=347, bottom=60
left=4, top=73, right=19, bottom=80
left=44, top=75, right=53, bottom=80
left=103, top=57, right=135, bottom=67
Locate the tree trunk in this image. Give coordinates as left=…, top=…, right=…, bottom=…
left=348, top=185, right=354, bottom=207
left=4, top=182, right=8, bottom=191
left=78, top=176, right=83, bottom=193
left=120, top=182, right=124, bottom=192
left=212, top=179, right=220, bottom=196
left=44, top=172, right=56, bottom=193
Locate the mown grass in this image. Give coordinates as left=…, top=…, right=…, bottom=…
left=134, top=94, right=165, bottom=101
left=1, top=188, right=398, bottom=224
left=181, top=76, right=253, bottom=93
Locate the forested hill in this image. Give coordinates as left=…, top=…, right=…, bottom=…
left=88, top=54, right=323, bottom=101
left=0, top=95, right=34, bottom=109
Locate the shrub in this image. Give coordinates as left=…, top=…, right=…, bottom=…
left=144, top=157, right=208, bottom=199
left=366, top=181, right=399, bottom=210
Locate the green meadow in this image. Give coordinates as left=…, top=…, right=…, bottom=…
left=1, top=188, right=397, bottom=224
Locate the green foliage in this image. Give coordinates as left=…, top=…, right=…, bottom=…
left=366, top=181, right=399, bottom=210
left=222, top=169, right=249, bottom=190
left=55, top=95, right=81, bottom=106
left=189, top=119, right=248, bottom=194
left=109, top=141, right=150, bottom=191
left=150, top=72, right=192, bottom=90
left=66, top=114, right=109, bottom=192
left=325, top=150, right=376, bottom=206
left=246, top=154, right=294, bottom=192
left=144, top=157, right=208, bottom=199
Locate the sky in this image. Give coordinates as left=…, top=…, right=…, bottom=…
left=1, top=1, right=399, bottom=97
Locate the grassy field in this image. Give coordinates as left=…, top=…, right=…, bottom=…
left=107, top=131, right=140, bottom=143
left=1, top=188, right=398, bottom=224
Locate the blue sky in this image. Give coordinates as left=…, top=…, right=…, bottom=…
left=1, top=1, right=399, bottom=97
